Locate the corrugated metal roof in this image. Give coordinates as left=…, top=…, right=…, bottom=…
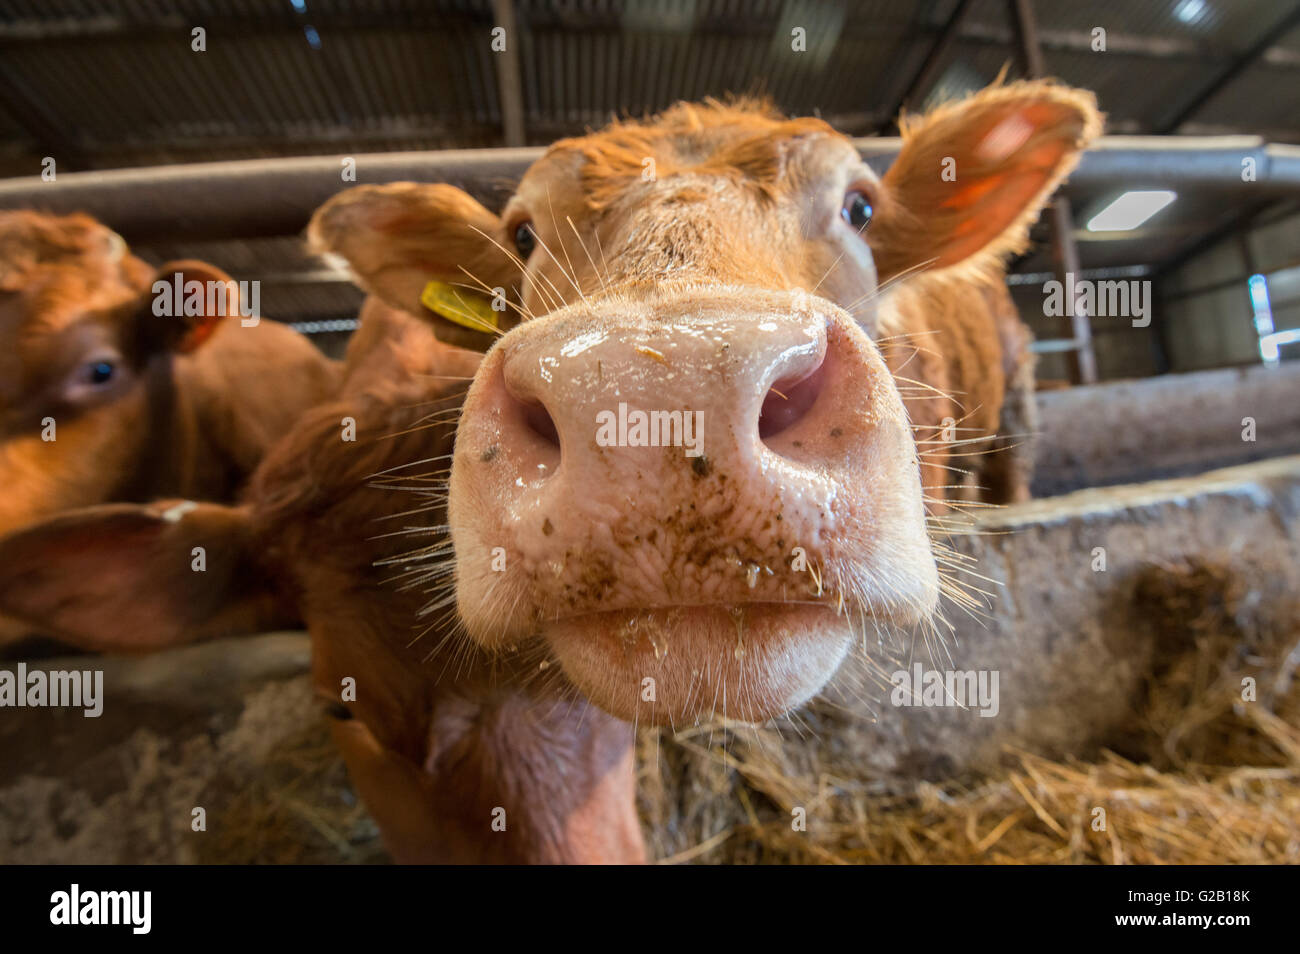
left=1, top=0, right=1297, bottom=329
left=2, top=0, right=1296, bottom=178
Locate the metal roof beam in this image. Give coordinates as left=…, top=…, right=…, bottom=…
left=878, top=0, right=974, bottom=133
left=1155, top=0, right=1300, bottom=133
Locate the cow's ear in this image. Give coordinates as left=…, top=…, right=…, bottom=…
left=0, top=501, right=296, bottom=652
left=307, top=182, right=521, bottom=351
left=871, top=80, right=1103, bottom=283
left=138, top=260, right=240, bottom=354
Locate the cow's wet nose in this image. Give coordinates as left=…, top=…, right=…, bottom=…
left=450, top=289, right=936, bottom=647
left=492, top=299, right=831, bottom=482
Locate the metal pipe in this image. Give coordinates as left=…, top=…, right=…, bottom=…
left=1006, top=0, right=1046, bottom=78
left=1069, top=138, right=1300, bottom=192
left=0, top=149, right=543, bottom=243
left=491, top=0, right=527, bottom=147
left=3, top=139, right=1299, bottom=243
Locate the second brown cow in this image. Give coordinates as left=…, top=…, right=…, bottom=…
left=0, top=211, right=341, bottom=540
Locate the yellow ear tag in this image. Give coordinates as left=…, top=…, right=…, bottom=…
left=419, top=280, right=500, bottom=334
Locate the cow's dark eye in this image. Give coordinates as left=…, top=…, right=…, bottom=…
left=841, top=191, right=873, bottom=232
left=62, top=354, right=124, bottom=404
left=514, top=221, right=536, bottom=260
left=87, top=361, right=115, bottom=385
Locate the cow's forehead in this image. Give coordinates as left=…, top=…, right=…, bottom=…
left=515, top=104, right=858, bottom=214
left=6, top=265, right=138, bottom=338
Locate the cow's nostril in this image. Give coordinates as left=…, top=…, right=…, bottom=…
left=499, top=363, right=561, bottom=474
left=759, top=355, right=828, bottom=441
left=522, top=399, right=560, bottom=448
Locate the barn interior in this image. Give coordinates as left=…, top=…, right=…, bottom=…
left=0, top=0, right=1298, bottom=864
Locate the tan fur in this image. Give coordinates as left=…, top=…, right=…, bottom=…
left=877, top=80, right=1103, bottom=281
left=0, top=83, right=1103, bottom=862
left=0, top=212, right=342, bottom=539
left=308, top=83, right=1099, bottom=508
left=0, top=210, right=151, bottom=292
left=306, top=183, right=522, bottom=350
left=879, top=273, right=1037, bottom=504
left=0, top=307, right=644, bottom=863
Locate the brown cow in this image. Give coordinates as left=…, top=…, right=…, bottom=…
left=0, top=310, right=643, bottom=862
left=0, top=211, right=342, bottom=539
left=0, top=82, right=1101, bottom=862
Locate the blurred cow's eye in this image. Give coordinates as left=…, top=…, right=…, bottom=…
left=841, top=191, right=874, bottom=232
left=88, top=361, right=115, bottom=385
left=514, top=221, right=536, bottom=260
left=60, top=354, right=123, bottom=406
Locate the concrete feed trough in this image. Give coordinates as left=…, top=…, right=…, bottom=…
left=4, top=440, right=1296, bottom=862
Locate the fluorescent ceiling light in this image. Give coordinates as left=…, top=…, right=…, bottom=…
left=1174, top=0, right=1207, bottom=24
left=1086, top=190, right=1177, bottom=232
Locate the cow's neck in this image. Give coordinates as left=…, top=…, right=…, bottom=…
left=119, top=354, right=235, bottom=503
left=419, top=686, right=645, bottom=863
left=307, top=592, right=646, bottom=864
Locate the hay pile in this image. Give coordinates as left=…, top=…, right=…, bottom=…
left=637, top=560, right=1300, bottom=864
left=192, top=680, right=388, bottom=865
left=196, top=717, right=389, bottom=865
left=192, top=559, right=1298, bottom=864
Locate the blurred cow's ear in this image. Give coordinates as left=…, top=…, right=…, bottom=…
left=307, top=182, right=521, bottom=351
left=870, top=80, right=1103, bottom=283
left=137, top=259, right=240, bottom=354
left=0, top=501, right=297, bottom=652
